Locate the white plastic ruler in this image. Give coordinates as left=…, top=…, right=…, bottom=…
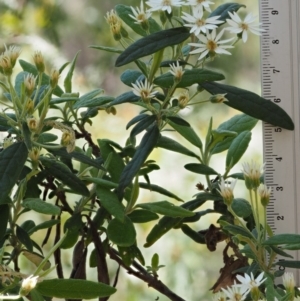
left=260, top=0, right=300, bottom=282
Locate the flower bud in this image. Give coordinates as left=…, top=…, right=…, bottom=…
left=177, top=90, right=189, bottom=109
left=61, top=130, right=75, bottom=153
left=105, top=106, right=117, bottom=115
left=218, top=177, right=237, bottom=207
left=258, top=184, right=271, bottom=207
left=159, top=10, right=167, bottom=25
left=33, top=51, right=45, bottom=73
left=24, top=74, right=36, bottom=97
left=0, top=55, right=12, bottom=76
left=27, top=117, right=38, bottom=132
left=5, top=45, right=21, bottom=68
left=50, top=69, right=60, bottom=89
left=209, top=93, right=228, bottom=103
left=120, top=26, right=129, bottom=38
left=25, top=99, right=35, bottom=115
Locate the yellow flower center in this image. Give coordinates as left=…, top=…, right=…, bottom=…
left=137, top=13, right=146, bottom=22
left=196, top=19, right=205, bottom=26
left=207, top=40, right=217, bottom=51
left=162, top=0, right=172, bottom=5
left=197, top=0, right=205, bottom=3
left=241, top=23, right=249, bottom=30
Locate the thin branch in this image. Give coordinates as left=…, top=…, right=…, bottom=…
left=108, top=248, right=186, bottom=301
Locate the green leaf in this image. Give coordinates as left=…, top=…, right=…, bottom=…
left=16, top=225, right=33, bottom=251
left=231, top=198, right=252, bottom=218
left=226, top=131, right=251, bottom=168
left=50, top=96, right=78, bottom=104
left=126, top=114, right=151, bottom=130
left=116, top=27, right=190, bottom=67
left=184, top=163, right=218, bottom=175
left=154, top=69, right=225, bottom=88
left=64, top=51, right=80, bottom=93
left=212, top=114, right=258, bottom=154
left=167, top=116, right=190, bottom=127
left=115, top=4, right=160, bottom=37
left=60, top=213, right=82, bottom=249
left=117, top=124, right=160, bottom=197
left=28, top=219, right=60, bottom=235
left=156, top=135, right=199, bottom=158
left=22, top=198, right=61, bottom=215
left=201, top=82, right=294, bottom=130
left=49, top=148, right=104, bottom=170
left=36, top=279, right=116, bottom=299
left=37, top=133, right=58, bottom=144
left=223, top=224, right=253, bottom=239
left=87, top=177, right=118, bottom=189
left=96, top=187, right=125, bottom=221
left=74, top=96, right=113, bottom=109
left=167, top=119, right=202, bottom=148
left=139, top=182, right=184, bottom=202
left=0, top=142, right=28, bottom=204
left=209, top=3, right=246, bottom=21
left=137, top=201, right=195, bottom=217
left=263, top=234, right=300, bottom=245
left=181, top=224, right=205, bottom=243
left=19, top=60, right=63, bottom=96
left=39, top=157, right=90, bottom=196
left=270, top=246, right=293, bottom=258
left=127, top=209, right=159, bottom=223
left=109, top=91, right=140, bottom=106
left=275, top=261, right=300, bottom=269
left=107, top=216, right=136, bottom=247
left=89, top=45, right=123, bottom=53
left=130, top=115, right=156, bottom=138
left=121, top=69, right=144, bottom=87
left=0, top=205, right=9, bottom=246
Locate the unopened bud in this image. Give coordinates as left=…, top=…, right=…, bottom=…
left=33, top=51, right=45, bottom=73
left=61, top=130, right=75, bottom=153
left=209, top=93, right=227, bottom=103
left=27, top=117, right=38, bottom=132
left=5, top=45, right=21, bottom=68
left=159, top=10, right=167, bottom=25
left=105, top=106, right=117, bottom=115
left=120, top=26, right=129, bottom=38
left=50, top=69, right=60, bottom=89
left=178, top=90, right=189, bottom=109
left=0, top=55, right=12, bottom=76
left=28, top=148, right=40, bottom=168
left=25, top=99, right=35, bottom=115
left=111, top=23, right=122, bottom=41
left=24, top=74, right=36, bottom=97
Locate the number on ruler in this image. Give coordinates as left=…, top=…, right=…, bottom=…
left=275, top=128, right=282, bottom=132
left=276, top=186, right=283, bottom=191
left=273, top=69, right=280, bottom=73
left=274, top=98, right=281, bottom=103
left=272, top=40, right=279, bottom=44
left=271, top=10, right=279, bottom=15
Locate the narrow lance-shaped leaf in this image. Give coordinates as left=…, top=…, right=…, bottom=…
left=117, top=124, right=160, bottom=197
left=201, top=82, right=294, bottom=130
left=154, top=69, right=225, bottom=88
left=184, top=163, right=218, bottom=175
left=64, top=51, right=80, bottom=93
left=116, top=27, right=190, bottom=67
left=39, top=157, right=90, bottom=196
left=226, top=131, right=251, bottom=168
left=0, top=142, right=28, bottom=204
left=22, top=198, right=61, bottom=215
left=209, top=3, right=246, bottom=21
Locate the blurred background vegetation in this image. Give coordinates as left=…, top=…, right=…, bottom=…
left=0, top=0, right=262, bottom=300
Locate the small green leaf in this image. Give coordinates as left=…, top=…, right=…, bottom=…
left=116, top=27, right=190, bottom=67
left=181, top=224, right=205, bottom=244
left=226, top=131, right=251, bottom=168
left=22, top=198, right=61, bottom=215
left=156, top=135, right=199, bottom=158
left=121, top=69, right=144, bottom=87
left=184, top=163, right=218, bottom=175
left=64, top=51, right=80, bottom=93
left=74, top=96, right=113, bottom=109
left=275, top=261, right=300, bottom=269
left=212, top=114, right=258, bottom=154
left=96, top=187, right=125, bottom=221
left=130, top=115, right=156, bottom=138
left=126, top=114, right=151, bottom=130
left=167, top=116, right=190, bottom=127
left=16, top=225, right=33, bottom=251
left=167, top=119, right=202, bottom=148
left=201, top=82, right=294, bottom=130
left=154, top=68, right=225, bottom=88
left=263, top=234, right=300, bottom=245
left=37, top=133, right=58, bottom=144
left=60, top=213, right=82, bottom=249
left=109, top=91, right=140, bottom=106
left=39, top=157, right=90, bottom=196
left=231, top=198, right=252, bottom=218
left=89, top=45, right=123, bottom=53
left=36, top=279, right=116, bottom=299
left=127, top=209, right=159, bottom=223
left=107, top=216, right=136, bottom=247
left=209, top=3, right=246, bottom=21
left=28, top=219, right=60, bottom=235
left=87, top=178, right=118, bottom=189
left=117, top=124, right=160, bottom=196
left=223, top=224, right=253, bottom=239
left=139, top=182, right=184, bottom=202
left=137, top=201, right=195, bottom=217
left=0, top=142, right=28, bottom=204
left=270, top=246, right=293, bottom=258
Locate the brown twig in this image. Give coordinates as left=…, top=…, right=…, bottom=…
left=108, top=248, right=186, bottom=301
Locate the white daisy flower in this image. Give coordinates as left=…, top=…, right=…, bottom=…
left=185, top=0, right=214, bottom=14
left=242, top=160, right=265, bottom=190
left=189, top=29, right=234, bottom=61
left=182, top=8, right=223, bottom=35
left=282, top=272, right=295, bottom=292
left=217, top=177, right=237, bottom=206
left=169, top=61, right=185, bottom=80
left=146, top=0, right=184, bottom=14
left=222, top=282, right=247, bottom=301
left=226, top=12, right=265, bottom=43
left=235, top=272, right=266, bottom=295
left=132, top=79, right=157, bottom=102
left=129, top=1, right=152, bottom=25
